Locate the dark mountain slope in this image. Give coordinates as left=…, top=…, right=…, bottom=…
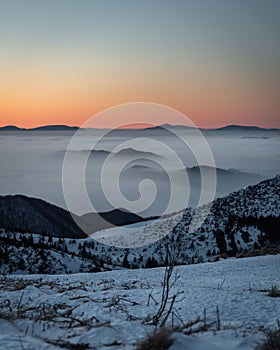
left=0, top=195, right=145, bottom=238
left=80, top=209, right=145, bottom=234
left=0, top=195, right=86, bottom=238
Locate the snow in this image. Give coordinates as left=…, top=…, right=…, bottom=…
left=0, top=254, right=279, bottom=349
left=90, top=215, right=182, bottom=247
left=170, top=332, right=264, bottom=350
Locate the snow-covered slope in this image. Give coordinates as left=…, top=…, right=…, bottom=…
left=170, top=174, right=279, bottom=263
left=0, top=254, right=279, bottom=349
left=0, top=175, right=279, bottom=274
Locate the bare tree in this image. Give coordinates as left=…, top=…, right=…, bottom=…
left=148, top=241, right=183, bottom=327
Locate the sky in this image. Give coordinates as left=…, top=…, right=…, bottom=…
left=0, top=0, right=279, bottom=128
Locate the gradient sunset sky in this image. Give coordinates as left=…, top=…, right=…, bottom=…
left=0, top=0, right=279, bottom=128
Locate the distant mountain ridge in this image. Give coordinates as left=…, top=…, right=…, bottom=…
left=0, top=125, right=79, bottom=131
left=0, top=124, right=279, bottom=131
left=215, top=124, right=279, bottom=131
left=56, top=147, right=163, bottom=160
left=144, top=123, right=279, bottom=131
left=31, top=125, right=79, bottom=131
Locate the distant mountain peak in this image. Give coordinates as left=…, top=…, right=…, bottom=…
left=0, top=125, right=23, bottom=130
left=216, top=124, right=278, bottom=131
left=30, top=125, right=79, bottom=131
left=0, top=125, right=79, bottom=131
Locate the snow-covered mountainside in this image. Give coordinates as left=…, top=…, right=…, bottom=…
left=171, top=174, right=279, bottom=263
left=0, top=175, right=279, bottom=274
left=0, top=255, right=279, bottom=350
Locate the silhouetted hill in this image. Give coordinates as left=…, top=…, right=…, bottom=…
left=30, top=125, right=79, bottom=131
left=0, top=195, right=86, bottom=238
left=215, top=124, right=279, bottom=131
left=0, top=125, right=23, bottom=131
left=143, top=123, right=194, bottom=131
left=80, top=209, right=145, bottom=234
left=0, top=195, right=145, bottom=238
left=0, top=125, right=79, bottom=131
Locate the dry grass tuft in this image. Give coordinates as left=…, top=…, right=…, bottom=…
left=136, top=327, right=174, bottom=350
left=267, top=286, right=280, bottom=298
left=259, top=327, right=280, bottom=350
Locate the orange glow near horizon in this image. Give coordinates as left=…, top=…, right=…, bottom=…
left=1, top=78, right=279, bottom=129
left=1, top=62, right=278, bottom=129
left=1, top=37, right=279, bottom=129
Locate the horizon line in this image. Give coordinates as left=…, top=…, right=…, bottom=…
left=0, top=123, right=279, bottom=131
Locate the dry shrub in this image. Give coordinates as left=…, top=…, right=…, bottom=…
left=259, top=328, right=280, bottom=350
left=136, top=327, right=174, bottom=350
left=267, top=286, right=280, bottom=298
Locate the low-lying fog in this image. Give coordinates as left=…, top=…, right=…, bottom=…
left=0, top=127, right=279, bottom=217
